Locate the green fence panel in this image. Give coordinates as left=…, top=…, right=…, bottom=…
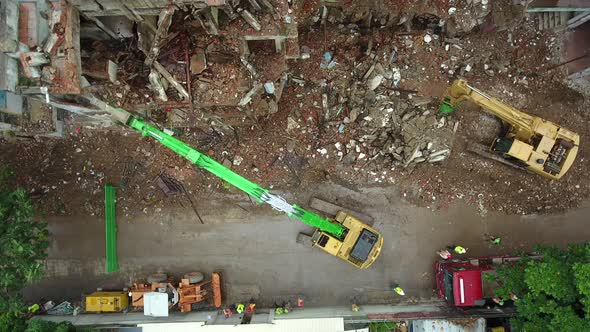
left=105, top=184, right=118, bottom=273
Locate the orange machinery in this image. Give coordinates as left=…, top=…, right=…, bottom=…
left=130, top=272, right=222, bottom=313
left=178, top=272, right=222, bottom=312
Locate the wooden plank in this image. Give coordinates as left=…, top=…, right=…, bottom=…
left=309, top=197, right=374, bottom=223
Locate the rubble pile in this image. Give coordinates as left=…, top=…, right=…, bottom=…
left=2, top=0, right=590, bottom=217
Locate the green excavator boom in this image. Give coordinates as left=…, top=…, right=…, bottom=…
left=118, top=109, right=346, bottom=238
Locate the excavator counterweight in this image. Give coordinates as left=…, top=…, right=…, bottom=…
left=441, top=79, right=579, bottom=180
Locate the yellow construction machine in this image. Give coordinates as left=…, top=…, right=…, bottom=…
left=440, top=79, right=579, bottom=180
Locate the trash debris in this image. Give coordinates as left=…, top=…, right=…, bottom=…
left=264, top=82, right=275, bottom=95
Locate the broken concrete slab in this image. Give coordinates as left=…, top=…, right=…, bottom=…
left=149, top=70, right=168, bottom=101
left=144, top=6, right=175, bottom=66
left=238, top=83, right=262, bottom=107
left=153, top=61, right=189, bottom=100
left=239, top=9, right=262, bottom=31
left=240, top=56, right=258, bottom=77
left=190, top=48, right=207, bottom=74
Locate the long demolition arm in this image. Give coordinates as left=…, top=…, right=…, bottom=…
left=440, top=79, right=536, bottom=140
left=113, top=108, right=346, bottom=238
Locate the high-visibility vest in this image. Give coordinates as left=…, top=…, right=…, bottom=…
left=237, top=304, right=245, bottom=313
left=454, top=246, right=466, bottom=254
left=394, top=287, right=405, bottom=296
left=275, top=307, right=283, bottom=315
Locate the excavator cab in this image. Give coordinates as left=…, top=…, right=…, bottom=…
left=311, top=212, right=383, bottom=269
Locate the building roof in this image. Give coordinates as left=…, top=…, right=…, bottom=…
left=138, top=318, right=345, bottom=332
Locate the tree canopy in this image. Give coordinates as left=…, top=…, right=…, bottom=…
left=492, top=243, right=590, bottom=332
left=0, top=168, right=50, bottom=313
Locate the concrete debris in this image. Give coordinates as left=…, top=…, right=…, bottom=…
left=144, top=6, right=176, bottom=66
left=367, top=75, right=383, bottom=90
left=190, top=49, right=207, bottom=74
left=239, top=84, right=262, bottom=107
left=300, top=46, right=311, bottom=59
left=153, top=61, right=189, bottom=100
left=239, top=9, right=262, bottom=31
left=233, top=155, right=244, bottom=166
left=287, top=116, right=298, bottom=131
left=149, top=70, right=168, bottom=102
left=108, top=60, right=118, bottom=83
left=240, top=56, right=258, bottom=78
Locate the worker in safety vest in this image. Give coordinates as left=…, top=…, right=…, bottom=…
left=236, top=303, right=245, bottom=314
left=453, top=245, right=467, bottom=254
left=28, top=304, right=40, bottom=313
left=391, top=283, right=405, bottom=296
left=275, top=307, right=284, bottom=315
left=493, top=297, right=504, bottom=306
left=351, top=303, right=360, bottom=312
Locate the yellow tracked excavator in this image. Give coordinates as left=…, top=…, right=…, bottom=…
left=440, top=79, right=579, bottom=180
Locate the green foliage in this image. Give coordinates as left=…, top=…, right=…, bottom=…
left=0, top=311, right=26, bottom=332
left=24, top=319, right=76, bottom=332
left=492, top=244, right=590, bottom=331
left=0, top=167, right=49, bottom=313
left=368, top=322, right=398, bottom=332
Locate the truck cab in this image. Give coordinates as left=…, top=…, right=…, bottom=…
left=435, top=255, right=540, bottom=306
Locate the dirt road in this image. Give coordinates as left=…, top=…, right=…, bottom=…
left=24, top=183, right=590, bottom=307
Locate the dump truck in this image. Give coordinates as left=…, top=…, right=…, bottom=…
left=435, top=255, right=540, bottom=307
left=111, top=108, right=383, bottom=269
left=441, top=79, right=579, bottom=180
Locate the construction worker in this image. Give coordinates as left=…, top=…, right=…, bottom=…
left=275, top=307, right=284, bottom=315
left=453, top=245, right=467, bottom=254
left=236, top=303, right=245, bottom=314
left=27, top=303, right=40, bottom=314
left=391, top=283, right=405, bottom=296
left=297, top=297, right=304, bottom=307
left=224, top=308, right=232, bottom=318
left=493, top=297, right=504, bottom=306
left=437, top=249, right=452, bottom=260
left=351, top=303, right=360, bottom=312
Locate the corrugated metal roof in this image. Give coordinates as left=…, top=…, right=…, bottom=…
left=411, top=318, right=486, bottom=332
left=138, top=318, right=345, bottom=332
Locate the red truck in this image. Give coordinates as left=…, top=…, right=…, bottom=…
left=435, top=255, right=540, bottom=307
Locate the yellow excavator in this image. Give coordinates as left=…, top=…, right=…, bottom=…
left=440, top=79, right=579, bottom=180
